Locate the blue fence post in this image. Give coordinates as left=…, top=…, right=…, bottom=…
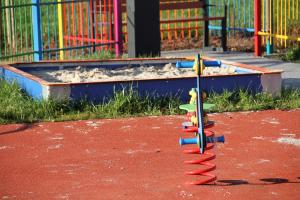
left=31, top=0, right=43, bottom=61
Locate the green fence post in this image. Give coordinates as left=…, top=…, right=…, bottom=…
left=32, top=0, right=43, bottom=61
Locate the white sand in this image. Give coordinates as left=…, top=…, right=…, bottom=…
left=276, top=137, right=300, bottom=147
left=29, top=63, right=237, bottom=83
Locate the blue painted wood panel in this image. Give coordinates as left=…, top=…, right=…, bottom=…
left=68, top=74, right=262, bottom=103
left=1, top=67, right=43, bottom=100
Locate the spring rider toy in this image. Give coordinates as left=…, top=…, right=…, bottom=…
left=177, top=54, right=225, bottom=185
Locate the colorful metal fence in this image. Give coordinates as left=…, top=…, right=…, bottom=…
left=121, top=0, right=253, bottom=42
left=62, top=0, right=122, bottom=59
left=210, top=0, right=254, bottom=37
left=1, top=0, right=298, bottom=61
left=255, top=0, right=300, bottom=56
left=0, top=0, right=34, bottom=62
left=159, top=0, right=207, bottom=41
left=0, top=0, right=121, bottom=62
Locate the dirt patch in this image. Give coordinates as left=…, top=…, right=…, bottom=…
left=160, top=36, right=254, bottom=52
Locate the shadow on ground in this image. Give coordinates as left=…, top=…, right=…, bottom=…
left=0, top=123, right=34, bottom=135
left=215, top=178, right=300, bottom=186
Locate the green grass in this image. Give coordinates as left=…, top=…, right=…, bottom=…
left=264, top=44, right=300, bottom=63
left=0, top=79, right=300, bottom=124
left=65, top=50, right=115, bottom=60
left=0, top=79, right=183, bottom=124
left=207, top=89, right=300, bottom=112
left=281, top=44, right=300, bottom=62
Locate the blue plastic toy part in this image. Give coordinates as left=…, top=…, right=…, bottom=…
left=206, top=135, right=225, bottom=143
left=203, top=61, right=221, bottom=67
left=179, top=137, right=198, bottom=146
left=179, top=135, right=225, bottom=146
left=176, top=60, right=221, bottom=68
left=175, top=61, right=194, bottom=68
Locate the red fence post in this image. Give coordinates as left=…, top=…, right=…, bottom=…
left=89, top=0, right=96, bottom=52
left=114, top=0, right=123, bottom=56
left=254, top=0, right=262, bottom=56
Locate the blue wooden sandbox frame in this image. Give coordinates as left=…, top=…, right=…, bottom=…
left=0, top=57, right=282, bottom=102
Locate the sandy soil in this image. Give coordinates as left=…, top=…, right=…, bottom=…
left=29, top=63, right=237, bottom=83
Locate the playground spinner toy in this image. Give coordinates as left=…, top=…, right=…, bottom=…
left=177, top=54, right=225, bottom=185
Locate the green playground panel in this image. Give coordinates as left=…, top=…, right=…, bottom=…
left=179, top=103, right=215, bottom=112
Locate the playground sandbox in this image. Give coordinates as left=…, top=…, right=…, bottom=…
left=0, top=57, right=282, bottom=102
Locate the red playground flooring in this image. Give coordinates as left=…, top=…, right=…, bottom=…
left=1, top=110, right=300, bottom=199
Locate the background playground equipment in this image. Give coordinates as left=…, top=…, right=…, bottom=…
left=60, top=0, right=123, bottom=58
left=0, top=0, right=123, bottom=62
left=62, top=0, right=228, bottom=57
left=254, top=0, right=300, bottom=56
left=1, top=0, right=257, bottom=62
left=1, top=0, right=298, bottom=61
left=178, top=54, right=225, bottom=185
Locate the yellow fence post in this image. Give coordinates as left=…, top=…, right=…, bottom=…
left=58, top=0, right=64, bottom=60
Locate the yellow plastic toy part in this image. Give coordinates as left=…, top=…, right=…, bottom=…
left=189, top=89, right=207, bottom=104
left=191, top=115, right=198, bottom=125
left=189, top=89, right=197, bottom=104
left=190, top=113, right=209, bottom=125
left=192, top=55, right=205, bottom=74
left=192, top=55, right=198, bottom=73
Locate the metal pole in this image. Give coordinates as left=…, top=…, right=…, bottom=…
left=266, top=0, right=272, bottom=55
left=203, top=0, right=209, bottom=47
left=221, top=5, right=227, bottom=52
left=58, top=0, right=64, bottom=60
left=113, top=0, right=123, bottom=56
left=254, top=0, right=262, bottom=56
left=89, top=0, right=95, bottom=52
left=5, top=0, right=10, bottom=47
left=32, top=0, right=43, bottom=61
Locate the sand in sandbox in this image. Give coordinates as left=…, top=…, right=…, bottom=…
left=29, top=63, right=237, bottom=83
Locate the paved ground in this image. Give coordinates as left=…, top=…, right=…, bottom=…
left=162, top=50, right=300, bottom=89
left=1, top=110, right=299, bottom=199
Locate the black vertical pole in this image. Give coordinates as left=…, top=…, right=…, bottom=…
left=203, top=0, right=209, bottom=47
left=127, top=0, right=160, bottom=57
left=221, top=5, right=227, bottom=51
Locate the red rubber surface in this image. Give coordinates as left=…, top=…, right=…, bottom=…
left=1, top=110, right=300, bottom=199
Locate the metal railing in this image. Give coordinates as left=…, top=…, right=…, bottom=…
left=0, top=0, right=121, bottom=62
left=4, top=1, right=296, bottom=61
left=254, top=0, right=300, bottom=56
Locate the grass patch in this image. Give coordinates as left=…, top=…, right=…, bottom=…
left=268, top=44, right=300, bottom=63
left=207, top=89, right=300, bottom=112
left=0, top=79, right=183, bottom=124
left=281, top=44, right=300, bottom=62
left=65, top=50, right=115, bottom=61
left=0, top=79, right=300, bottom=124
